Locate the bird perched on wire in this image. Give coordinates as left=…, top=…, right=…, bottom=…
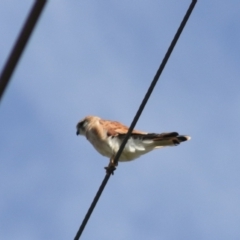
left=76, top=115, right=190, bottom=174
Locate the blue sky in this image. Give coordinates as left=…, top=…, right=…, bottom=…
left=1, top=0, right=240, bottom=239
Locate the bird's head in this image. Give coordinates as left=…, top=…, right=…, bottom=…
left=76, top=116, right=99, bottom=136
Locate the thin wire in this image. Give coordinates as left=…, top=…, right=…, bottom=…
left=73, top=174, right=111, bottom=240
left=113, top=0, right=197, bottom=166
left=0, top=0, right=47, bottom=102
left=74, top=1, right=197, bottom=239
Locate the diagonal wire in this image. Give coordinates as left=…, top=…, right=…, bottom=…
left=0, top=0, right=47, bottom=102
left=113, top=0, right=197, bottom=166
left=74, top=1, right=197, bottom=239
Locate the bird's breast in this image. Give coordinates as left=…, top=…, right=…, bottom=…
left=86, top=132, right=115, bottom=158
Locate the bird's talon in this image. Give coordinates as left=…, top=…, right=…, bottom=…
left=104, top=165, right=116, bottom=175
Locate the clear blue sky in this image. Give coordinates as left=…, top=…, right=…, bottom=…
left=1, top=1, right=240, bottom=239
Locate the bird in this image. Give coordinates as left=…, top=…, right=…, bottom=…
left=76, top=115, right=190, bottom=174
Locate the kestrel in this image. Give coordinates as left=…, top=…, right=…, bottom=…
left=76, top=116, right=190, bottom=174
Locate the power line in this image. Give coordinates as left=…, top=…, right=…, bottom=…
left=73, top=1, right=197, bottom=239
left=0, top=0, right=47, bottom=102
left=113, top=0, right=197, bottom=167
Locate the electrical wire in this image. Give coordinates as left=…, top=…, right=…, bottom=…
left=73, top=1, right=197, bottom=239
left=0, top=0, right=47, bottom=102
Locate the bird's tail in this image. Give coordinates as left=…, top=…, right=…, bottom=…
left=144, top=132, right=191, bottom=148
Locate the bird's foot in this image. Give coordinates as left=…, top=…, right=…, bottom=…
left=104, top=161, right=117, bottom=175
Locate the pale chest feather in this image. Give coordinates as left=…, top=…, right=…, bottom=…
left=85, top=128, right=155, bottom=161
left=85, top=127, right=115, bottom=157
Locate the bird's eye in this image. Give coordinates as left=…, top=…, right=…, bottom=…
left=78, top=120, right=86, bottom=129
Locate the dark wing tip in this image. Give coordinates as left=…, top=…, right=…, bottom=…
left=172, top=139, right=180, bottom=146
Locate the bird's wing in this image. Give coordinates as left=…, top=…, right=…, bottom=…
left=99, top=119, right=146, bottom=137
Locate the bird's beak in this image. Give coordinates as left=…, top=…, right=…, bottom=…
left=76, top=130, right=79, bottom=135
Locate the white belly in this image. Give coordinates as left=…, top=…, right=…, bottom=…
left=87, top=135, right=155, bottom=162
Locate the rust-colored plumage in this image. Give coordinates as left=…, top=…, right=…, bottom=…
left=76, top=116, right=191, bottom=168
